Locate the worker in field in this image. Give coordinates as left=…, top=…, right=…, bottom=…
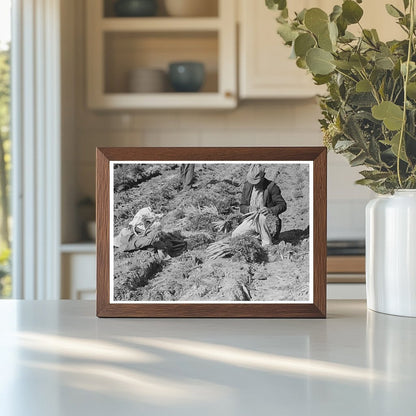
left=180, top=163, right=195, bottom=190
left=232, top=164, right=287, bottom=247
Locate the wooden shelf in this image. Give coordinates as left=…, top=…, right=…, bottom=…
left=89, top=92, right=235, bottom=110
left=61, top=242, right=96, bottom=253
left=101, top=17, right=221, bottom=32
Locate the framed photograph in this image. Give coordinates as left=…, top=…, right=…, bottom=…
left=96, top=147, right=327, bottom=318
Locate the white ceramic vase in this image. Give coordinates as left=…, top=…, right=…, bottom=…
left=366, top=190, right=416, bottom=317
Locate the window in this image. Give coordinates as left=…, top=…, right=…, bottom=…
left=0, top=0, right=11, bottom=298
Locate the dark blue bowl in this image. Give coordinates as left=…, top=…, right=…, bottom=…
left=114, top=0, right=158, bottom=17
left=168, top=62, right=205, bottom=93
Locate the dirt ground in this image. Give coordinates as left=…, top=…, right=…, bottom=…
left=113, top=163, right=310, bottom=302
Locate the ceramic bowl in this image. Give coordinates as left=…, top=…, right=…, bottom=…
left=168, top=62, right=205, bottom=92
left=128, top=68, right=167, bottom=93
left=114, top=0, right=158, bottom=17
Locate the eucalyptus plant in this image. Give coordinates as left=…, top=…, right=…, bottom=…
left=266, top=0, right=416, bottom=193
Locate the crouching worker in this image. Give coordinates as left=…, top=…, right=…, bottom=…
left=232, top=165, right=287, bottom=247
left=114, top=207, right=187, bottom=258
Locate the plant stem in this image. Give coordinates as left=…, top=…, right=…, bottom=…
left=397, top=0, right=415, bottom=188
left=334, top=68, right=358, bottom=84
left=358, top=69, right=381, bottom=104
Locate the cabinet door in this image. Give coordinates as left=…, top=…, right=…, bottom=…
left=62, top=253, right=96, bottom=300
left=239, top=0, right=326, bottom=99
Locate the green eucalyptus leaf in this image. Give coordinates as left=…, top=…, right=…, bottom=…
left=304, top=8, right=329, bottom=35
left=333, top=60, right=353, bottom=70
left=378, top=78, right=386, bottom=99
left=386, top=132, right=409, bottom=162
left=278, top=0, right=287, bottom=10
left=385, top=4, right=404, bottom=18
left=407, top=82, right=416, bottom=99
left=356, top=79, right=372, bottom=93
left=372, top=101, right=404, bottom=130
left=399, top=14, right=411, bottom=29
left=266, top=0, right=287, bottom=11
left=362, top=29, right=376, bottom=45
left=371, top=29, right=380, bottom=42
left=281, top=7, right=289, bottom=19
left=342, top=0, right=364, bottom=24
left=330, top=5, right=343, bottom=21
left=375, top=55, right=395, bottom=70
left=276, top=14, right=287, bottom=24
left=296, top=8, right=307, bottom=23
left=336, top=15, right=348, bottom=36
left=344, top=114, right=367, bottom=147
left=401, top=61, right=416, bottom=76
left=334, top=139, right=355, bottom=151
left=296, top=57, right=308, bottom=69
left=277, top=23, right=299, bottom=43
left=306, top=48, right=335, bottom=75
left=355, top=178, right=378, bottom=186
left=313, top=74, right=332, bottom=85
left=339, top=32, right=356, bottom=43
left=360, top=170, right=391, bottom=180
left=370, top=67, right=385, bottom=84
left=349, top=92, right=377, bottom=107
left=350, top=152, right=368, bottom=167
left=369, top=136, right=382, bottom=163
left=328, top=21, right=338, bottom=44
left=318, top=27, right=334, bottom=52
left=350, top=54, right=368, bottom=70
left=294, top=33, right=316, bottom=57
left=329, top=81, right=341, bottom=101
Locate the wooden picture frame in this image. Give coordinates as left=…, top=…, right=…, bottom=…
left=96, top=147, right=327, bottom=318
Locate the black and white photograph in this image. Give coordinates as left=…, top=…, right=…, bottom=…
left=110, top=161, right=313, bottom=303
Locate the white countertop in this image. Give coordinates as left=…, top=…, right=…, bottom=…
left=0, top=300, right=415, bottom=415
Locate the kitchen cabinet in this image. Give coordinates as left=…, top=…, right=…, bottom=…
left=61, top=245, right=96, bottom=300
left=86, top=0, right=237, bottom=109
left=238, top=0, right=405, bottom=99
left=239, top=0, right=325, bottom=99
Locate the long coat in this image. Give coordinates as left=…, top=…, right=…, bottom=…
left=240, top=179, right=287, bottom=216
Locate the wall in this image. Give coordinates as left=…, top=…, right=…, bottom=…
left=62, top=0, right=374, bottom=243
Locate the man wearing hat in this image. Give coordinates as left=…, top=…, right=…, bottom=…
left=232, top=164, right=287, bottom=246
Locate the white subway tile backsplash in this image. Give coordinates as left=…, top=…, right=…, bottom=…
left=142, top=130, right=200, bottom=147
left=75, top=111, right=134, bottom=131
left=200, top=129, right=257, bottom=146
left=132, top=112, right=180, bottom=130
left=178, top=111, right=227, bottom=130
left=328, top=199, right=369, bottom=240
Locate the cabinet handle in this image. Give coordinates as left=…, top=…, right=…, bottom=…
left=225, top=91, right=234, bottom=99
